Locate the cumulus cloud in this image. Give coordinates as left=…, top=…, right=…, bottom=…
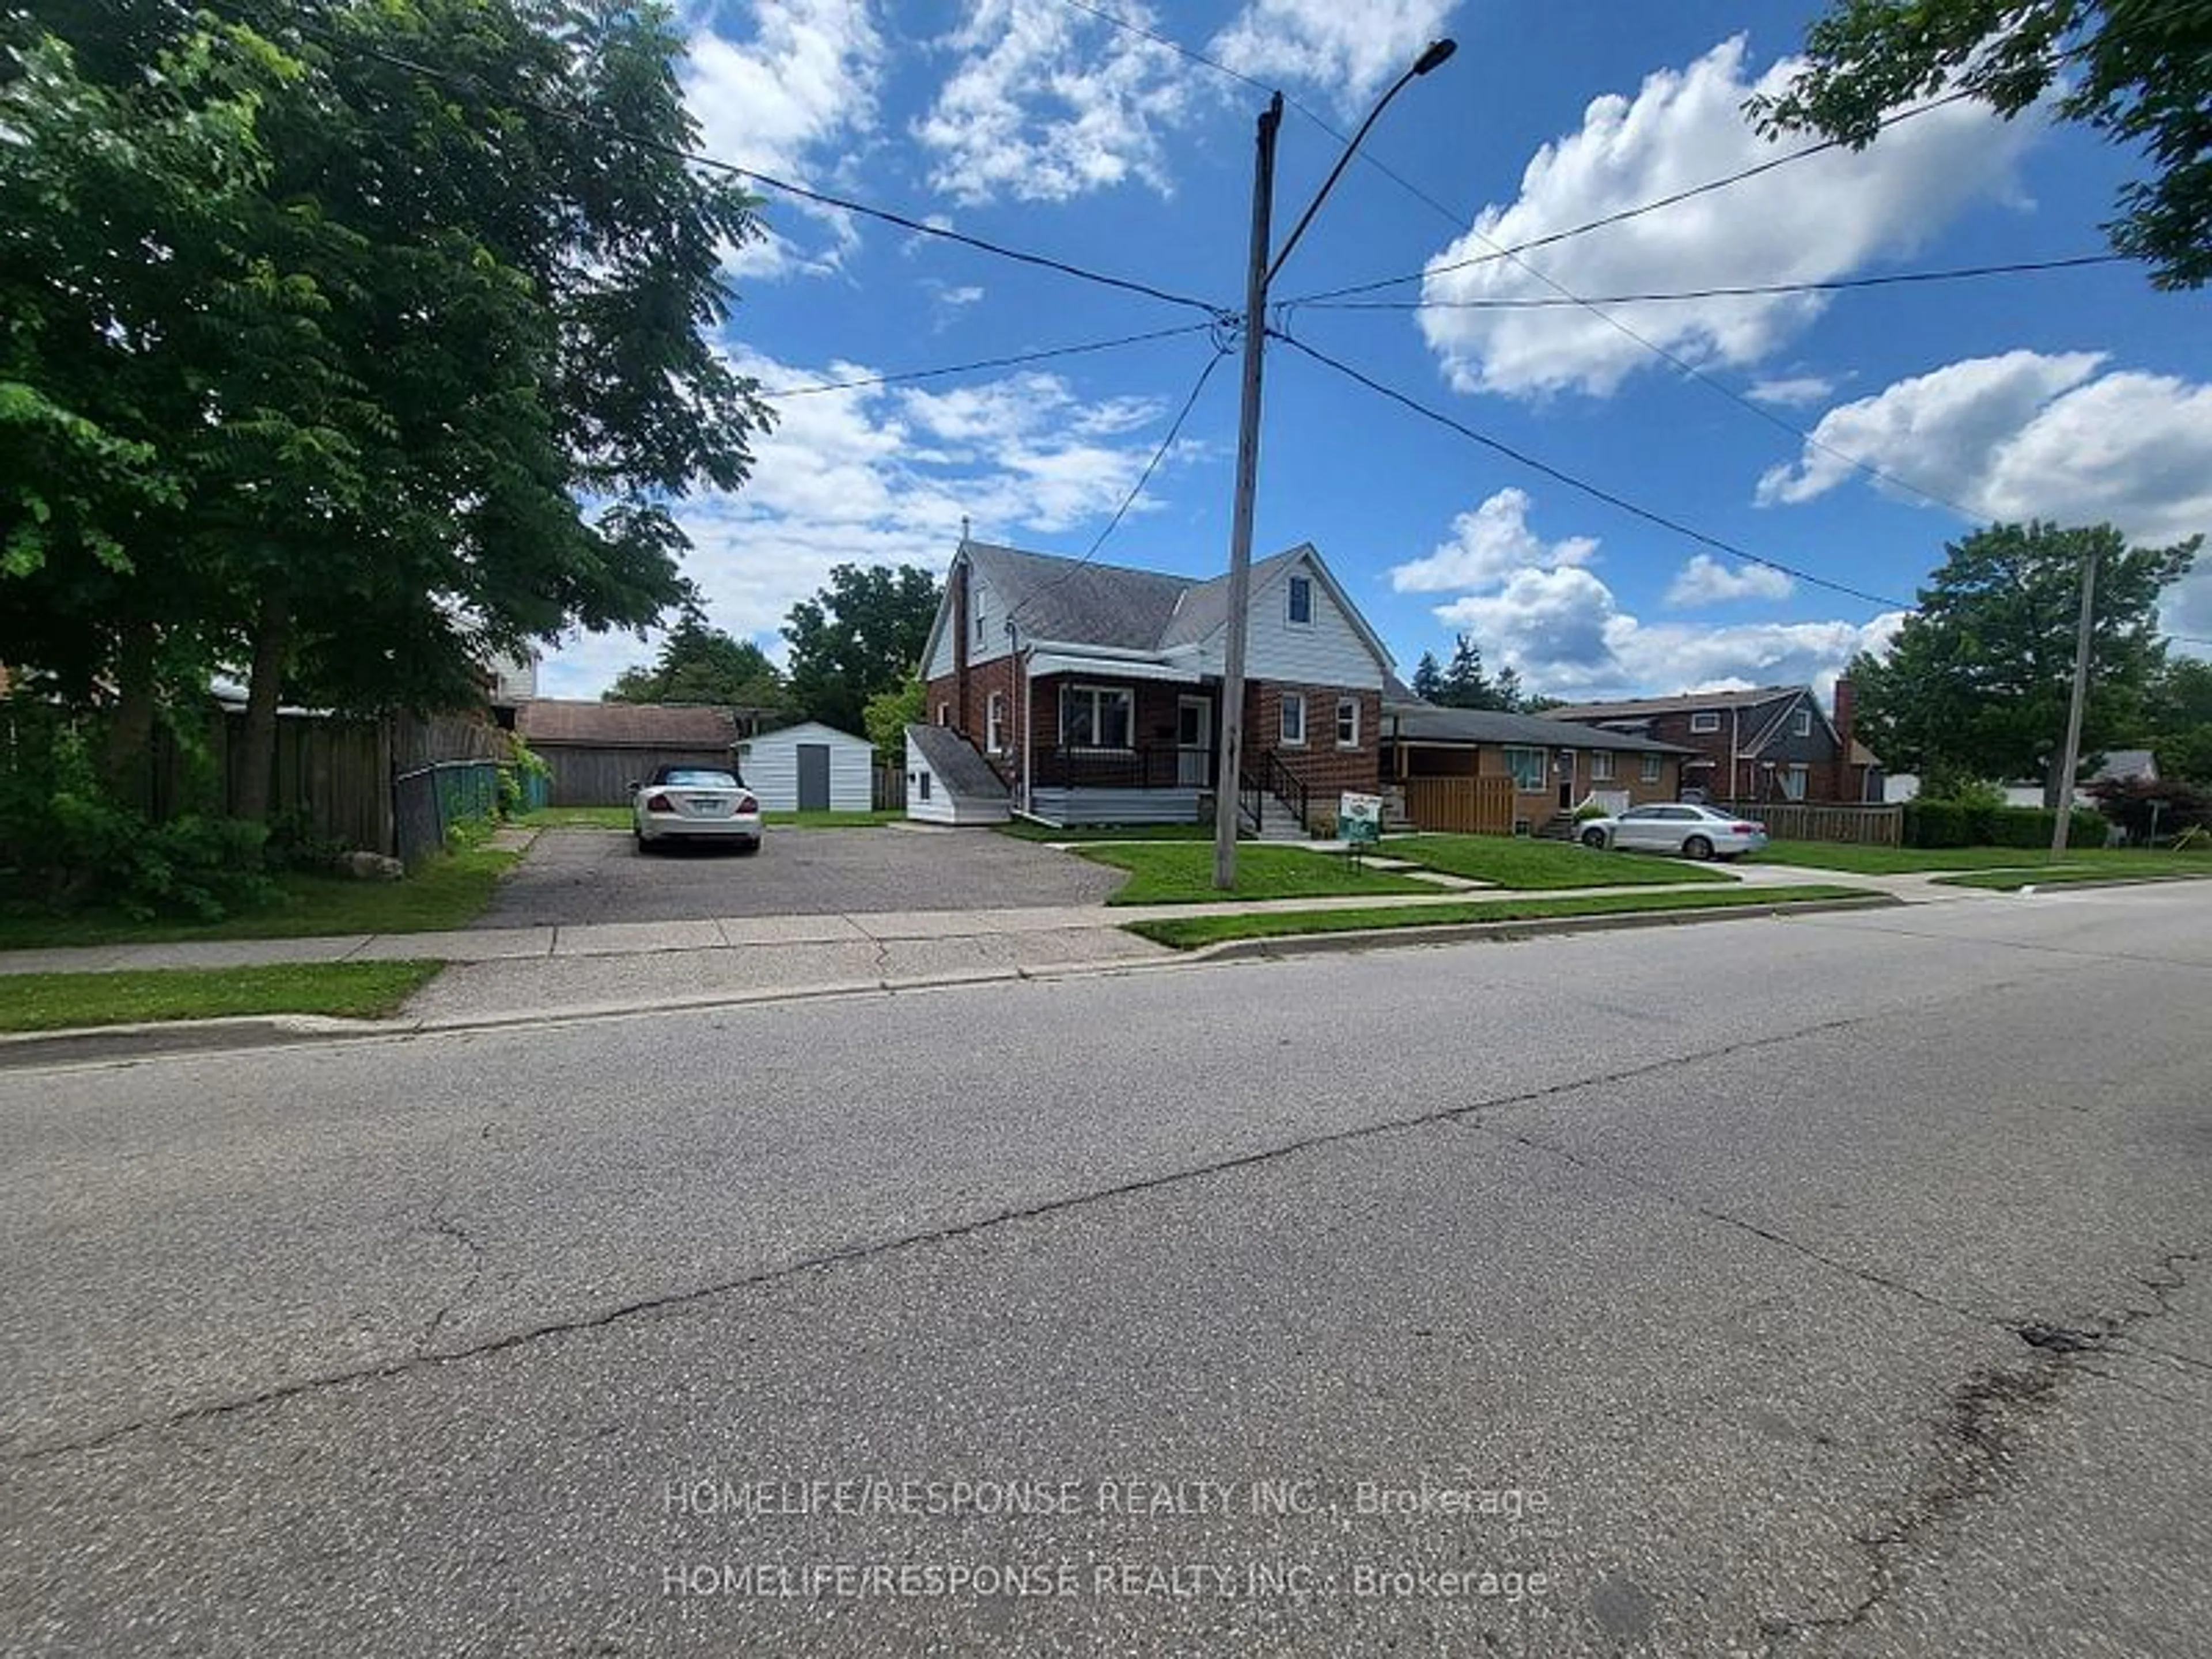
left=1209, top=0, right=1460, bottom=113
left=1389, top=487, right=1597, bottom=592
left=1416, top=37, right=2036, bottom=397
left=915, top=0, right=1192, bottom=204
left=684, top=0, right=883, bottom=279
left=535, top=351, right=1201, bottom=697
left=1747, top=374, right=1835, bottom=408
left=1665, top=552, right=1794, bottom=606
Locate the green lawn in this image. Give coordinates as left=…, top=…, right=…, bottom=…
left=999, top=820, right=1219, bottom=843
left=0, top=847, right=518, bottom=952
left=1933, top=861, right=2212, bottom=891
left=0, top=960, right=444, bottom=1033
left=1384, top=834, right=1734, bottom=888
left=1078, top=842, right=1438, bottom=906
left=764, top=809, right=905, bottom=828
left=1126, top=885, right=1877, bottom=949
left=1757, top=840, right=2212, bottom=876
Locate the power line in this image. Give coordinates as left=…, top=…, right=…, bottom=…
left=1275, top=332, right=1915, bottom=612
left=1296, top=253, right=2133, bottom=310
left=762, top=323, right=1214, bottom=398
left=1005, top=343, right=1233, bottom=628
left=289, top=16, right=1228, bottom=320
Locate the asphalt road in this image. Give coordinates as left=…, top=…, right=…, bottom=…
left=472, top=825, right=1124, bottom=926
left=3, top=887, right=2208, bottom=1656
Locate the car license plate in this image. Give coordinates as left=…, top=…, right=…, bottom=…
left=687, top=796, right=728, bottom=814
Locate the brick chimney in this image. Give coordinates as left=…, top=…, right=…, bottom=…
left=1832, top=676, right=1857, bottom=801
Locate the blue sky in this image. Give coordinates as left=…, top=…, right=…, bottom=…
left=540, top=0, right=2212, bottom=701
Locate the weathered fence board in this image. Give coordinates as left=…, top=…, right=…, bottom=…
left=1399, top=775, right=1516, bottom=835
left=1715, top=800, right=1902, bottom=846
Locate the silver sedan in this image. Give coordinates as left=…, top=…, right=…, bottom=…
left=631, top=766, right=763, bottom=854
left=1579, top=803, right=1768, bottom=861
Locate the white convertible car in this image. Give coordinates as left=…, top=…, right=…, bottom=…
left=630, top=766, right=763, bottom=854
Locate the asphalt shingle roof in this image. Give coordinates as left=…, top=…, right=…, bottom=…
left=906, top=723, right=1009, bottom=800
left=967, top=542, right=1192, bottom=651
left=517, top=699, right=738, bottom=749
left=1385, top=704, right=1692, bottom=754
left=1544, top=687, right=1799, bottom=722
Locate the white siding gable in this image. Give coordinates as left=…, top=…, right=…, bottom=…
left=1185, top=555, right=1385, bottom=689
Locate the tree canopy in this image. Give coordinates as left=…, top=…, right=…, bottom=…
left=782, top=565, right=941, bottom=736
left=605, top=611, right=790, bottom=711
left=1846, top=521, right=2198, bottom=801
left=1, top=0, right=770, bottom=816
left=1426, top=634, right=1528, bottom=712
left=1752, top=0, right=2212, bottom=287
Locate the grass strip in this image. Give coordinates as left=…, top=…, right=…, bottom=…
left=0, top=961, right=444, bottom=1033
left=998, top=821, right=1219, bottom=842
left=1124, top=885, right=1876, bottom=950
left=1384, top=834, right=1734, bottom=888
left=1756, top=840, right=2212, bottom=876
left=1079, top=842, right=1438, bottom=906
left=1931, top=865, right=2212, bottom=891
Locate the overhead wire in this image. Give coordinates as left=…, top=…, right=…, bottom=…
left=762, top=323, right=1214, bottom=398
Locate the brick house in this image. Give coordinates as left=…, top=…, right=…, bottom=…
left=1381, top=702, right=1692, bottom=833
left=912, top=538, right=1394, bottom=830
left=1544, top=683, right=1883, bottom=805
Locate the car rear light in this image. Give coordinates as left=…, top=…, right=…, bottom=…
left=645, top=793, right=673, bottom=812
left=736, top=793, right=757, bottom=814
left=1731, top=823, right=1760, bottom=834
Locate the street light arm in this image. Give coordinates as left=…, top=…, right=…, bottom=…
left=1265, top=40, right=1455, bottom=287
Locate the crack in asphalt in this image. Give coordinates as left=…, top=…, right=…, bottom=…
left=415, top=1206, right=487, bottom=1354
left=6, top=1005, right=1901, bottom=1465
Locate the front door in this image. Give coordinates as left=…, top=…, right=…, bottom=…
left=797, top=743, right=831, bottom=811
left=1556, top=748, right=1575, bottom=810
left=1177, top=696, right=1212, bottom=787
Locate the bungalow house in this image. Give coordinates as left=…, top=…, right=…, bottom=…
left=912, top=537, right=1394, bottom=830
left=1381, top=702, right=1693, bottom=834
left=1545, top=682, right=1883, bottom=805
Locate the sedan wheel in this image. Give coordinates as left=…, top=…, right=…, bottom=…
left=1581, top=827, right=1609, bottom=850
left=1683, top=834, right=1714, bottom=861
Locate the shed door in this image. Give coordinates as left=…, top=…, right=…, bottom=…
left=797, top=743, right=832, bottom=811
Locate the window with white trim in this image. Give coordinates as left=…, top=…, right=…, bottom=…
left=1590, top=749, right=1614, bottom=781
left=1504, top=746, right=1547, bottom=791
left=1641, top=752, right=1662, bottom=783
left=1059, top=684, right=1133, bottom=750
left=985, top=691, right=1006, bottom=755
left=936, top=702, right=949, bottom=726
left=1782, top=764, right=1809, bottom=800
left=1287, top=575, right=1313, bottom=627
left=1793, top=708, right=1813, bottom=737
left=1335, top=697, right=1359, bottom=748
left=1280, top=692, right=1307, bottom=747
left=1690, top=710, right=1721, bottom=733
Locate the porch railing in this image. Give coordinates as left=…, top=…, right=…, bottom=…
left=1238, top=748, right=1312, bottom=832
left=1033, top=744, right=1212, bottom=791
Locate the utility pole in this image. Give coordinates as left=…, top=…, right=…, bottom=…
left=2050, top=539, right=2100, bottom=857
left=1211, top=93, right=1282, bottom=891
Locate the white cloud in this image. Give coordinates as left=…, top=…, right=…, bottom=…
left=1665, top=552, right=1794, bottom=606
left=915, top=0, right=1192, bottom=205
left=1388, top=487, right=1597, bottom=592
left=684, top=0, right=883, bottom=279
left=1747, top=374, right=1835, bottom=408
left=535, top=350, right=1202, bottom=697
left=1416, top=37, right=2037, bottom=397
left=1209, top=0, right=1460, bottom=113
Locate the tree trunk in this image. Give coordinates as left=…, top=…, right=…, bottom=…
left=233, top=582, right=291, bottom=825
left=100, top=618, right=158, bottom=809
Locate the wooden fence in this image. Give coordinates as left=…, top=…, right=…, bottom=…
left=1397, top=775, right=1517, bottom=835
left=873, top=760, right=907, bottom=812
left=1715, top=800, right=1902, bottom=846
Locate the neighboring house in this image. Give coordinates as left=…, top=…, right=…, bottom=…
left=736, top=720, right=873, bottom=813
left=1546, top=681, right=1883, bottom=805
left=914, top=537, right=1393, bottom=830
left=515, top=699, right=739, bottom=806
left=1381, top=702, right=1692, bottom=833
left=482, top=647, right=538, bottom=727
left=905, top=722, right=1012, bottom=825
left=1999, top=748, right=2158, bottom=808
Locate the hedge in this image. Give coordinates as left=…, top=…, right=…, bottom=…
left=1902, top=798, right=2106, bottom=849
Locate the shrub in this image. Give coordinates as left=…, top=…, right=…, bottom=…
left=1901, top=797, right=2104, bottom=850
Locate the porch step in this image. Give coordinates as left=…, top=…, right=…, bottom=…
left=1533, top=812, right=1581, bottom=842
left=1248, top=796, right=1310, bottom=842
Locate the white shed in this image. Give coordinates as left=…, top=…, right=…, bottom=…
left=904, top=723, right=1010, bottom=825
left=736, top=721, right=875, bottom=813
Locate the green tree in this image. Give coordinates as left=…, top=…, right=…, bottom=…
left=2145, top=656, right=2212, bottom=782
left=1846, top=521, right=2198, bottom=804
left=605, top=610, right=789, bottom=710
left=1, top=1, right=772, bottom=821
left=1409, top=650, right=1446, bottom=702
left=1751, top=1, right=2212, bottom=287
left=783, top=565, right=941, bottom=735
left=1434, top=633, right=1522, bottom=711
left=862, top=678, right=927, bottom=756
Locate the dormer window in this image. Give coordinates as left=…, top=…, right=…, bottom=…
left=1287, top=574, right=1313, bottom=627
left=1793, top=709, right=1812, bottom=737
left=1690, top=711, right=1721, bottom=733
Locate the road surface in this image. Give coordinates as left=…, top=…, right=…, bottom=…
left=3, top=885, right=2207, bottom=1656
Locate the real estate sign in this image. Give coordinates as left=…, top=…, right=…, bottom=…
left=1337, top=791, right=1382, bottom=845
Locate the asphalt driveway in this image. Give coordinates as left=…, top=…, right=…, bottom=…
left=472, top=825, right=1123, bottom=926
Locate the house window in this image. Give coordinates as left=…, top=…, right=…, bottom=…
left=974, top=604, right=986, bottom=647
left=1335, top=697, right=1359, bottom=748
left=916, top=771, right=931, bottom=801
left=1641, top=752, right=1662, bottom=783
left=937, top=702, right=950, bottom=726
left=1793, top=709, right=1812, bottom=737
left=1590, top=749, right=1614, bottom=781
left=1690, top=710, right=1721, bottom=734
left=1782, top=764, right=1809, bottom=800
left=986, top=691, right=1006, bottom=755
left=1504, top=746, right=1547, bottom=791
left=1280, top=692, right=1307, bottom=747
left=1060, top=684, right=1133, bottom=750
left=1287, top=575, right=1313, bottom=627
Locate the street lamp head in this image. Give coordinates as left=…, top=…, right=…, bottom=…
left=1413, top=39, right=1457, bottom=75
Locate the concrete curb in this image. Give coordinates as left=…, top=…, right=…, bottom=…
left=1173, top=893, right=1903, bottom=964
left=0, top=1013, right=382, bottom=1071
